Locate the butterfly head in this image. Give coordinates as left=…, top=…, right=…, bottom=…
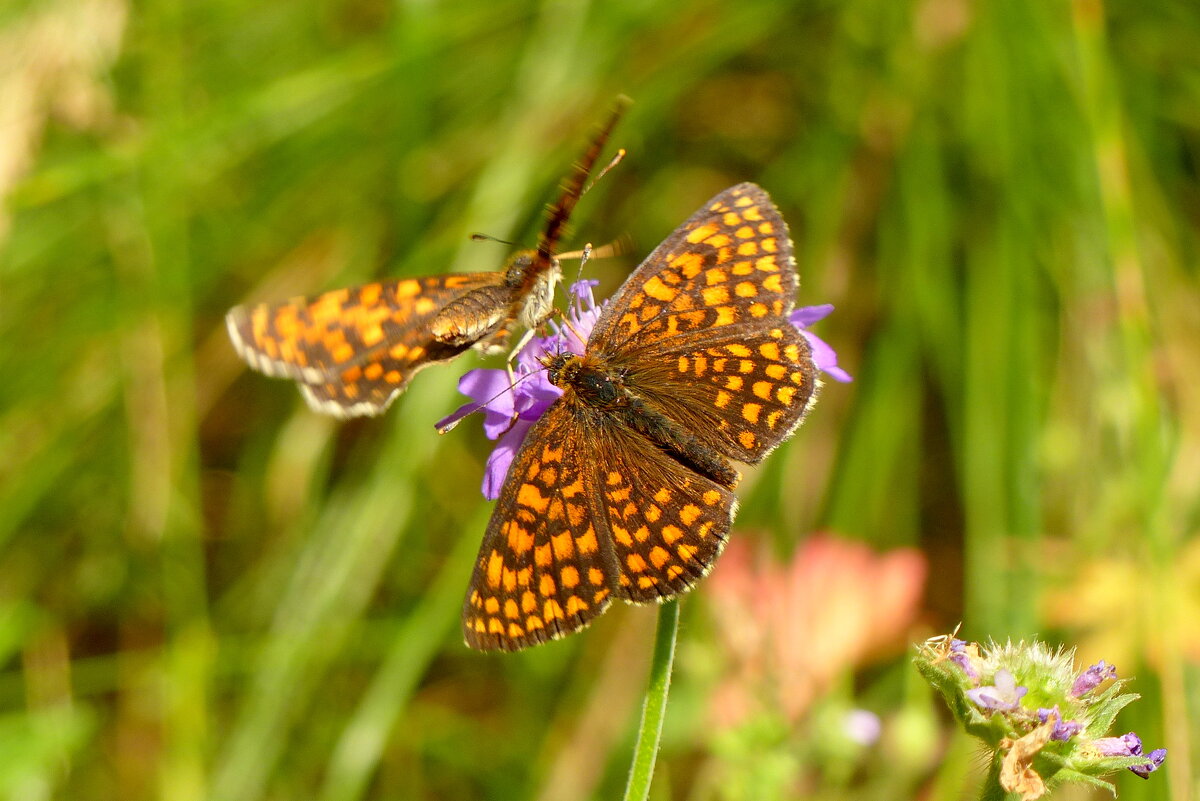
left=541, top=350, right=577, bottom=388
left=542, top=352, right=624, bottom=407
left=502, top=250, right=563, bottom=329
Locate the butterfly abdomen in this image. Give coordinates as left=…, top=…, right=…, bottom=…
left=428, top=286, right=514, bottom=346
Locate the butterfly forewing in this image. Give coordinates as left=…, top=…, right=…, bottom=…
left=594, top=182, right=817, bottom=462
left=590, top=183, right=799, bottom=356
left=227, top=273, right=506, bottom=417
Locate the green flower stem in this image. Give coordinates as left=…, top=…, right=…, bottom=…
left=979, top=755, right=1007, bottom=801
left=622, top=599, right=680, bottom=801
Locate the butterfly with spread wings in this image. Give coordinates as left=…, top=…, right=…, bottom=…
left=463, top=183, right=820, bottom=651
left=226, top=99, right=628, bottom=418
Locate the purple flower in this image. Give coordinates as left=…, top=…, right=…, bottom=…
left=1071, top=660, right=1117, bottom=697
left=843, top=709, right=882, bottom=746
left=966, top=669, right=1028, bottom=711
left=1094, top=732, right=1143, bottom=757
left=1037, top=706, right=1083, bottom=741
left=1131, top=748, right=1167, bottom=779
left=1093, top=732, right=1167, bottom=778
left=790, top=304, right=852, bottom=382
left=949, top=638, right=980, bottom=682
left=436, top=281, right=601, bottom=500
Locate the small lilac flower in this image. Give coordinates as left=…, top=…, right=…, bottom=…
left=1071, top=660, right=1118, bottom=697
left=966, top=669, right=1028, bottom=711
left=949, top=638, right=980, bottom=682
left=790, top=304, right=852, bottom=382
left=1094, top=732, right=1144, bottom=757
left=1093, top=732, right=1167, bottom=778
left=1037, top=706, right=1083, bottom=741
left=843, top=709, right=882, bottom=746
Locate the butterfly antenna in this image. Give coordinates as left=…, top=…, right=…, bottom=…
left=575, top=243, right=594, bottom=281
left=583, top=148, right=626, bottom=196
left=557, top=232, right=634, bottom=286
left=470, top=232, right=517, bottom=245
left=535, top=95, right=631, bottom=269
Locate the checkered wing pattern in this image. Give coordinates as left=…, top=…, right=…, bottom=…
left=590, top=421, right=737, bottom=603
left=464, top=182, right=818, bottom=651
left=227, top=273, right=505, bottom=418
left=593, top=182, right=817, bottom=461
left=463, top=402, right=617, bottom=651
left=462, top=392, right=739, bottom=650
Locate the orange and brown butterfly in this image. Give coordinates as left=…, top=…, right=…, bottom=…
left=461, top=182, right=822, bottom=651
left=225, top=98, right=629, bottom=418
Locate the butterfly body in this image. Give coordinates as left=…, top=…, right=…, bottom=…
left=463, top=182, right=819, bottom=651
left=226, top=99, right=627, bottom=418
left=427, top=251, right=561, bottom=348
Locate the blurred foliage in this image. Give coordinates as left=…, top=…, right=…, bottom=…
left=2, top=0, right=1199, bottom=799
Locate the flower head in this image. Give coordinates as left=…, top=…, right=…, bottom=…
left=914, top=635, right=1168, bottom=797
left=708, top=535, right=925, bottom=728
left=436, top=280, right=602, bottom=499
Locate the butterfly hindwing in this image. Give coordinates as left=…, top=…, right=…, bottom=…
left=462, top=402, right=618, bottom=651
left=588, top=418, right=737, bottom=603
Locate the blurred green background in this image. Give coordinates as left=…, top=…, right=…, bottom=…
left=2, top=0, right=1198, bottom=799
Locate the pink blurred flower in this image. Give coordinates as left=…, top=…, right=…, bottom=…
left=707, top=534, right=926, bottom=729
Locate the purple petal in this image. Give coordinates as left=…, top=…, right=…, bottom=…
left=515, top=338, right=553, bottom=373
left=966, top=686, right=1010, bottom=710
left=1094, top=733, right=1141, bottom=757
left=948, top=640, right=979, bottom=681
left=790, top=305, right=853, bottom=382
left=453, top=368, right=519, bottom=439
left=481, top=420, right=534, bottom=500
left=1071, top=660, right=1118, bottom=697
left=1038, top=707, right=1083, bottom=741
left=458, top=368, right=515, bottom=407
left=801, top=330, right=853, bottom=382
left=966, top=670, right=1027, bottom=711
left=434, top=368, right=514, bottom=434
left=436, top=399, right=483, bottom=434
left=513, top=371, right=562, bottom=417
left=790, top=304, right=834, bottom=327
left=1131, top=748, right=1167, bottom=779
left=568, top=278, right=600, bottom=299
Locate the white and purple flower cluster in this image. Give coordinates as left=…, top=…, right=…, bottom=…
left=439, top=280, right=851, bottom=499
left=916, top=635, right=1166, bottom=799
